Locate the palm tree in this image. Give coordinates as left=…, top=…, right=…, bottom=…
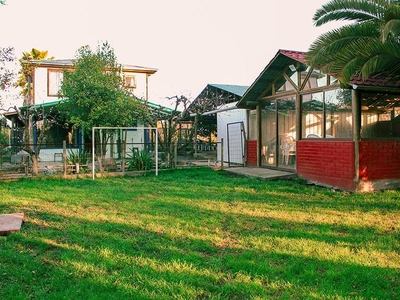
left=15, top=48, right=54, bottom=105
left=307, top=0, right=400, bottom=85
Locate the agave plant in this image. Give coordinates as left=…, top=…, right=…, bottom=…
left=127, top=148, right=154, bottom=171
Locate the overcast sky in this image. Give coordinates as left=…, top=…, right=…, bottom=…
left=1, top=0, right=342, bottom=108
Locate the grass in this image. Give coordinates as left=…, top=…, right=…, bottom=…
left=0, top=168, right=399, bottom=299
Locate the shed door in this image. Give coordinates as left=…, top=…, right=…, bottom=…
left=227, top=122, right=245, bottom=167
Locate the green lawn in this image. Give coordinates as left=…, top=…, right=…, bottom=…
left=0, top=168, right=399, bottom=299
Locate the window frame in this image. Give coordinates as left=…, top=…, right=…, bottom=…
left=47, top=69, right=63, bottom=97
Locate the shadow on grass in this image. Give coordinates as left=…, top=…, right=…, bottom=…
left=1, top=209, right=398, bottom=299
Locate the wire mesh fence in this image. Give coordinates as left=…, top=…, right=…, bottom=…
left=0, top=140, right=223, bottom=179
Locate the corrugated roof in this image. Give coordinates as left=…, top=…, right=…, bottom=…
left=188, top=83, right=249, bottom=114
left=208, top=84, right=249, bottom=97
left=15, top=98, right=173, bottom=115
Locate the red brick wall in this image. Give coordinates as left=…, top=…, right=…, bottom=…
left=297, top=140, right=355, bottom=190
left=359, top=141, right=400, bottom=180
left=246, top=140, right=258, bottom=166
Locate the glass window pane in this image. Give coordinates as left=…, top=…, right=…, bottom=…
left=277, top=95, right=296, bottom=168
left=302, top=67, right=328, bottom=90
left=302, top=92, right=323, bottom=138
left=325, top=89, right=352, bottom=138
left=361, top=93, right=400, bottom=138
left=248, top=110, right=257, bottom=140
left=261, top=100, right=277, bottom=167
left=48, top=70, right=63, bottom=96
left=276, top=75, right=295, bottom=93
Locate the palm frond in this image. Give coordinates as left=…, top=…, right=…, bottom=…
left=359, top=40, right=400, bottom=77
left=313, top=0, right=388, bottom=26
left=307, top=22, right=380, bottom=68
left=382, top=19, right=400, bottom=41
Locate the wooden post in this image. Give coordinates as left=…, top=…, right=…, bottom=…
left=174, top=140, right=178, bottom=169
left=194, top=114, right=198, bottom=157
left=352, top=89, right=361, bottom=184
left=63, top=140, right=67, bottom=176
left=121, top=129, right=126, bottom=173
left=220, top=138, right=224, bottom=169
left=296, top=93, right=301, bottom=141
left=121, top=145, right=125, bottom=173
left=257, top=105, right=262, bottom=167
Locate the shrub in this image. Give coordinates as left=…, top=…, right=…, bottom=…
left=127, top=149, right=154, bottom=171
left=66, top=150, right=89, bottom=165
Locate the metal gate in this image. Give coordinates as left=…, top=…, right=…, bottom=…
left=227, top=121, right=246, bottom=167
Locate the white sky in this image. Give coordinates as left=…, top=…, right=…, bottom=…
left=1, top=0, right=341, bottom=108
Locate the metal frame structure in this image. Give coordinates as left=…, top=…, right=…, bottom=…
left=91, top=127, right=158, bottom=180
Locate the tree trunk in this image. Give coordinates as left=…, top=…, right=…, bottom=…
left=31, top=155, right=39, bottom=176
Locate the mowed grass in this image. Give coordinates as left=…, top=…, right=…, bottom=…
left=0, top=168, right=399, bottom=299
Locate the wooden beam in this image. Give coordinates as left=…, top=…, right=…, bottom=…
left=352, top=89, right=361, bottom=183
left=283, top=73, right=299, bottom=92
left=299, top=67, right=313, bottom=91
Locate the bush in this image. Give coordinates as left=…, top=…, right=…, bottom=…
left=66, top=150, right=89, bottom=165
left=127, top=149, right=154, bottom=171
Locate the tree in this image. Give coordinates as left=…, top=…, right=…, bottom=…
left=0, top=46, right=15, bottom=96
left=3, top=48, right=57, bottom=176
left=307, top=0, right=400, bottom=85
left=15, top=48, right=54, bottom=105
left=60, top=42, right=150, bottom=162
left=0, top=117, right=8, bottom=145
left=13, top=104, right=58, bottom=175
left=148, top=95, right=192, bottom=167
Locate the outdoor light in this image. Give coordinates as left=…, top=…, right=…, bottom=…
left=289, top=64, right=296, bottom=72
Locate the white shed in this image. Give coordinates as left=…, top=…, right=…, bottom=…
left=217, top=102, right=248, bottom=165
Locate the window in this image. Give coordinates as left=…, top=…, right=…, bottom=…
left=124, top=74, right=136, bottom=88
left=325, top=89, right=352, bottom=138
left=302, top=88, right=352, bottom=138
left=48, top=69, right=63, bottom=97
left=302, top=92, right=323, bottom=138
left=361, top=93, right=400, bottom=138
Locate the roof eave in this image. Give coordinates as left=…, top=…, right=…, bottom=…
left=238, top=49, right=307, bottom=109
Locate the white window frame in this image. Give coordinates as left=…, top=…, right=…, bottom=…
left=48, top=69, right=63, bottom=97
left=124, top=74, right=136, bottom=89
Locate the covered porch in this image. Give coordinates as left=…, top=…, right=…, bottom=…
left=237, top=49, right=400, bottom=192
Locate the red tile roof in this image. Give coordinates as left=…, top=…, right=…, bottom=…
left=279, top=50, right=307, bottom=64
left=350, top=74, right=400, bottom=88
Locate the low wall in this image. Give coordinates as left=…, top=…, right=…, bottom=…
left=359, top=140, right=400, bottom=180
left=246, top=140, right=257, bottom=166
left=297, top=140, right=355, bottom=190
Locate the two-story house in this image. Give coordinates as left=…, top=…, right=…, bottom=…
left=5, top=59, right=163, bottom=162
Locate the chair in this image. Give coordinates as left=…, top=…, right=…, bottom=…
left=280, top=137, right=296, bottom=165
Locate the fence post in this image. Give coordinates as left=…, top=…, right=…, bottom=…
left=174, top=140, right=178, bottom=169
left=63, top=140, right=67, bottom=176
left=121, top=143, right=125, bottom=173
left=221, top=138, right=224, bottom=169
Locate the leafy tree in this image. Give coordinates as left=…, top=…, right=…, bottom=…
left=15, top=48, right=54, bottom=105
left=307, top=0, right=400, bottom=85
left=60, top=42, right=150, bottom=163
left=0, top=115, right=9, bottom=145
left=2, top=48, right=57, bottom=176
left=13, top=104, right=58, bottom=175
